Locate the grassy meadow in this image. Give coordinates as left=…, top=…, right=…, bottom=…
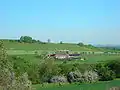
left=4, top=41, right=106, bottom=51
left=33, top=80, right=120, bottom=90
left=9, top=54, right=120, bottom=65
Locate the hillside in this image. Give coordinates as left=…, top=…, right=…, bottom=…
left=2, top=41, right=106, bottom=51
left=1, top=40, right=120, bottom=53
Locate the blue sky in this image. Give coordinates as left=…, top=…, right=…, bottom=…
left=0, top=0, right=120, bottom=44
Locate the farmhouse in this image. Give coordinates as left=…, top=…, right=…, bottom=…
left=48, top=53, right=80, bottom=60
left=55, top=54, right=69, bottom=59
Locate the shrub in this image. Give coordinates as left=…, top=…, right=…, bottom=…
left=49, top=76, right=67, bottom=83
left=11, top=56, right=30, bottom=76
left=0, top=41, right=32, bottom=90
left=67, top=70, right=83, bottom=83
left=27, top=64, right=40, bottom=84
left=39, top=59, right=61, bottom=83
left=59, top=64, right=75, bottom=75
left=83, top=70, right=98, bottom=83
left=106, top=60, right=120, bottom=78
left=20, top=36, right=32, bottom=43
left=67, top=70, right=98, bottom=83
left=15, top=73, right=32, bottom=90
left=95, top=63, right=115, bottom=81
left=109, top=87, right=120, bottom=90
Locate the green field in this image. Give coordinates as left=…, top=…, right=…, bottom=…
left=9, top=54, right=120, bottom=65
left=33, top=80, right=120, bottom=90
left=3, top=41, right=107, bottom=52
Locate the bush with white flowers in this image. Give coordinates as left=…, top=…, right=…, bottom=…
left=49, top=76, right=67, bottom=83
left=67, top=70, right=98, bottom=83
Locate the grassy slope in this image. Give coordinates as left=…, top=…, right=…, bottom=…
left=33, top=80, right=120, bottom=90
left=4, top=41, right=104, bottom=51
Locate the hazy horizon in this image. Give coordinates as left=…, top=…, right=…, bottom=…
left=0, top=0, right=120, bottom=45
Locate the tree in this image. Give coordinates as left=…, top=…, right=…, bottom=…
left=0, top=41, right=10, bottom=69
left=32, top=39, right=37, bottom=43
left=95, top=63, right=115, bottom=81
left=11, top=56, right=30, bottom=76
left=0, top=41, right=12, bottom=88
left=0, top=41, right=32, bottom=90
left=106, top=60, right=120, bottom=78
left=47, top=39, right=51, bottom=43
left=16, top=73, right=32, bottom=90
left=77, top=42, right=84, bottom=46
left=20, top=36, right=32, bottom=43
left=60, top=41, right=63, bottom=44
left=27, top=63, right=40, bottom=84
left=39, top=58, right=60, bottom=83
left=39, top=59, right=54, bottom=83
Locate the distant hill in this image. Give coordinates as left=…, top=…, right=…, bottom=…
left=95, top=44, right=120, bottom=51
left=0, top=39, right=120, bottom=52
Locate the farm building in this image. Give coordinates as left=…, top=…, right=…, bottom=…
left=48, top=53, right=81, bottom=60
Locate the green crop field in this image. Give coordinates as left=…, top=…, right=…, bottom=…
left=33, top=80, right=120, bottom=90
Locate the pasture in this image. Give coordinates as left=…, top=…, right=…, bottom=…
left=9, top=54, right=120, bottom=64
left=4, top=41, right=108, bottom=52
left=5, top=42, right=120, bottom=64
left=33, top=80, right=120, bottom=90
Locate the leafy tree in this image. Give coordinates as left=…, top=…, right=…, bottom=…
left=32, top=39, right=37, bottom=43
left=37, top=40, right=42, bottom=44
left=0, top=41, right=32, bottom=90
left=95, top=63, right=115, bottom=81
left=60, top=41, right=63, bottom=44
left=15, top=73, right=32, bottom=90
left=106, top=60, right=120, bottom=78
left=39, top=59, right=59, bottom=83
left=20, top=36, right=32, bottom=43
left=59, top=64, right=75, bottom=75
left=87, top=44, right=94, bottom=48
left=27, top=64, right=40, bottom=84
left=0, top=41, right=13, bottom=89
left=77, top=42, right=84, bottom=46
left=0, top=41, right=11, bottom=69
left=11, top=56, right=30, bottom=76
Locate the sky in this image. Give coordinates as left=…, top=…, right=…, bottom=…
left=0, top=0, right=120, bottom=45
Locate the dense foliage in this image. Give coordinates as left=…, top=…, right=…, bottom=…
left=95, top=63, right=116, bottom=81
left=106, top=60, right=120, bottom=78
left=20, top=36, right=42, bottom=43
left=0, top=41, right=32, bottom=90
left=9, top=51, right=120, bottom=85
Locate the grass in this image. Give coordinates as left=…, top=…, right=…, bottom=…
left=33, top=80, right=120, bottom=90
left=3, top=41, right=106, bottom=52
left=9, top=54, right=120, bottom=64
